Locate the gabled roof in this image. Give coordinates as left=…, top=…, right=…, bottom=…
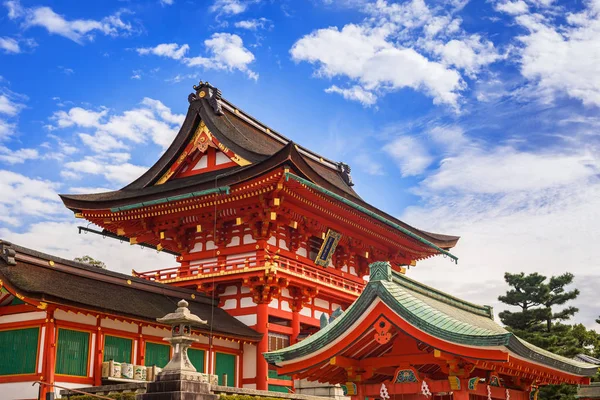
left=59, top=82, right=459, bottom=251
left=264, top=262, right=598, bottom=378
left=0, top=240, right=261, bottom=341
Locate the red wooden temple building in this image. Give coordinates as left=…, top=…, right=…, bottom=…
left=264, top=261, right=597, bottom=400
left=0, top=81, right=595, bottom=399
left=58, top=81, right=460, bottom=393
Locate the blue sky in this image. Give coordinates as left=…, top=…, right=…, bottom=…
left=1, top=0, right=600, bottom=328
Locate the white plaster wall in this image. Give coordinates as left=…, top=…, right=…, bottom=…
left=314, top=298, right=329, bottom=309
left=332, top=303, right=342, bottom=311
left=244, top=383, right=257, bottom=389
left=240, top=287, right=250, bottom=294
left=240, top=297, right=254, bottom=308
left=38, top=326, right=46, bottom=373
left=267, top=236, right=277, bottom=246
left=281, top=288, right=290, bottom=298
left=191, top=334, right=209, bottom=345
left=296, top=248, right=307, bottom=257
left=222, top=299, right=237, bottom=310
left=89, top=333, right=96, bottom=377
left=234, top=314, right=257, bottom=326
left=268, top=298, right=279, bottom=309
left=243, top=234, right=256, bottom=244
left=243, top=343, right=257, bottom=379
left=314, top=310, right=325, bottom=320
left=215, top=151, right=230, bottom=165
left=300, top=308, right=311, bottom=317
left=278, top=239, right=289, bottom=250
left=1, top=381, right=41, bottom=399
left=280, top=300, right=291, bottom=312
left=206, top=241, right=216, bottom=250
left=213, top=337, right=239, bottom=349
left=227, top=236, right=240, bottom=247
left=55, top=309, right=96, bottom=325
left=142, top=325, right=170, bottom=337
left=0, top=311, right=45, bottom=324
left=101, top=318, right=138, bottom=333
left=190, top=242, right=203, bottom=253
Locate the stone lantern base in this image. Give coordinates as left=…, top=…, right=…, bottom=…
left=137, top=371, right=218, bottom=400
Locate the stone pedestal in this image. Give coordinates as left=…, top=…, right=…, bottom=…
left=137, top=371, right=219, bottom=400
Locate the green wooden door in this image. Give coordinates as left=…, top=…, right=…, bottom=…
left=188, top=348, right=205, bottom=372
left=215, top=352, right=235, bottom=386
left=104, top=335, right=132, bottom=363
left=145, top=342, right=170, bottom=367
left=55, top=328, right=90, bottom=376
left=0, top=327, right=39, bottom=375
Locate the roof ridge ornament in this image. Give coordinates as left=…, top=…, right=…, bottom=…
left=0, top=241, right=16, bottom=266
left=338, top=162, right=354, bottom=187
left=189, top=81, right=224, bottom=115
left=369, top=261, right=392, bottom=282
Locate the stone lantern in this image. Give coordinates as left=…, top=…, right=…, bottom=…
left=157, top=299, right=207, bottom=373
left=139, top=300, right=217, bottom=400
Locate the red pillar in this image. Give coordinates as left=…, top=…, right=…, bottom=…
left=256, top=301, right=269, bottom=391
left=94, top=318, right=103, bottom=386
left=41, top=307, right=56, bottom=399
left=291, top=309, right=300, bottom=344
left=137, top=324, right=145, bottom=366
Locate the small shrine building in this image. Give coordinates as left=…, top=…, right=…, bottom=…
left=264, top=262, right=597, bottom=400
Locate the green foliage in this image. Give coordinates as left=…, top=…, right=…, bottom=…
left=68, top=393, right=136, bottom=400
left=74, top=255, right=107, bottom=268
left=498, top=271, right=599, bottom=400
left=498, top=272, right=579, bottom=332
left=218, top=395, right=287, bottom=400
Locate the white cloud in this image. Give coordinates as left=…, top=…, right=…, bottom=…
left=137, top=43, right=189, bottom=60
left=0, top=94, right=22, bottom=116
left=0, top=119, right=15, bottom=141
left=402, top=146, right=600, bottom=328
left=160, top=0, right=174, bottom=5
left=353, top=153, right=385, bottom=176
left=430, top=36, right=501, bottom=77
left=0, top=221, right=173, bottom=275
left=0, top=170, right=64, bottom=226
left=383, top=136, right=433, bottom=176
left=50, top=98, right=183, bottom=151
left=0, top=146, right=39, bottom=164
left=4, top=1, right=136, bottom=44
left=497, top=0, right=600, bottom=107
left=141, top=34, right=258, bottom=81
left=186, top=33, right=258, bottom=80
left=291, top=24, right=463, bottom=107
left=325, top=85, right=377, bottom=106
left=423, top=147, right=597, bottom=194
left=210, top=0, right=252, bottom=16
left=53, top=107, right=108, bottom=128
left=234, top=17, right=272, bottom=30
left=63, top=156, right=147, bottom=184
left=0, top=36, right=20, bottom=53
left=495, top=0, right=529, bottom=15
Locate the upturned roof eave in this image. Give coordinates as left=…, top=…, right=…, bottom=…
left=264, top=274, right=597, bottom=377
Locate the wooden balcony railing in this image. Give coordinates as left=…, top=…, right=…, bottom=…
left=133, top=253, right=365, bottom=296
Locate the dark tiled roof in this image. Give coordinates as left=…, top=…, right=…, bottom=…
left=58, top=83, right=459, bottom=250
left=574, top=354, right=600, bottom=365
left=0, top=241, right=261, bottom=341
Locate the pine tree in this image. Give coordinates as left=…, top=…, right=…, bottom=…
left=498, top=272, right=579, bottom=333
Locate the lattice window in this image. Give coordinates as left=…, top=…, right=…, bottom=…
left=0, top=327, right=39, bottom=375
left=268, top=332, right=290, bottom=352
left=55, top=328, right=90, bottom=377
left=104, top=335, right=132, bottom=363
left=144, top=342, right=170, bottom=368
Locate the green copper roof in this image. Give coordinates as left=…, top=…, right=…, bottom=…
left=264, top=262, right=598, bottom=377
